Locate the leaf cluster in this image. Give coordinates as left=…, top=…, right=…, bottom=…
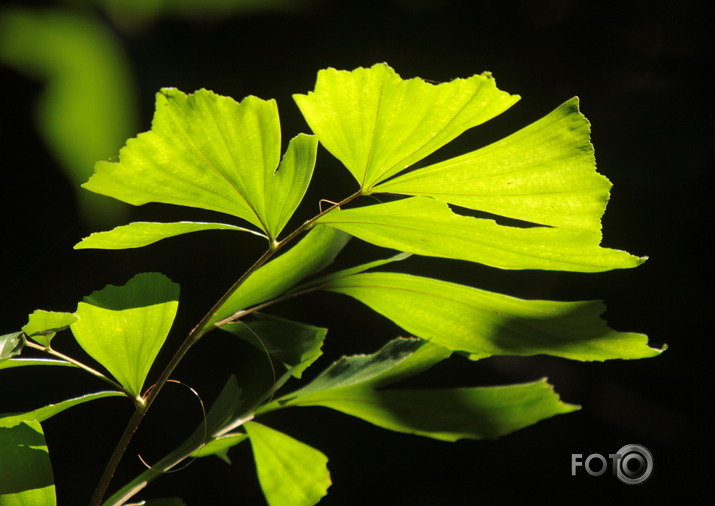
left=0, top=64, right=662, bottom=506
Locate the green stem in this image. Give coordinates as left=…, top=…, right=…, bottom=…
left=90, top=189, right=362, bottom=506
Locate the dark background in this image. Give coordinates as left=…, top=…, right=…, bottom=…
left=1, top=0, right=709, bottom=504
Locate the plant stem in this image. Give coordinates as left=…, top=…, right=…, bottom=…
left=90, top=189, right=362, bottom=506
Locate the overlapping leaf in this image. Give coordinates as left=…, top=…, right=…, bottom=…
left=245, top=422, right=330, bottom=506
left=0, top=420, right=55, bottom=505
left=22, top=310, right=78, bottom=347
left=70, top=273, right=179, bottom=397
left=318, top=197, right=643, bottom=272
left=374, top=98, right=609, bottom=233
left=321, top=272, right=661, bottom=361
left=83, top=88, right=317, bottom=242
left=294, top=63, right=519, bottom=188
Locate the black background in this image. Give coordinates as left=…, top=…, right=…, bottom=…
left=1, top=0, right=710, bottom=504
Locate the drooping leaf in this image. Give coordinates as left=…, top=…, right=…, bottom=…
left=221, top=313, right=326, bottom=378
left=318, top=197, right=644, bottom=272
left=262, top=338, right=450, bottom=414
left=245, top=421, right=330, bottom=506
left=0, top=420, right=56, bottom=505
left=83, top=88, right=316, bottom=241
left=282, top=379, right=578, bottom=442
left=294, top=63, right=519, bottom=189
left=322, top=272, right=662, bottom=361
left=0, top=391, right=125, bottom=429
left=0, top=359, right=74, bottom=371
left=22, top=311, right=78, bottom=347
left=0, top=332, right=24, bottom=362
left=208, top=225, right=350, bottom=329
left=70, top=273, right=179, bottom=397
left=74, top=221, right=266, bottom=250
left=374, top=98, right=610, bottom=233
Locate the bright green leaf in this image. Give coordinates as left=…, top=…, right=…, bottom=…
left=294, top=63, right=519, bottom=189
left=0, top=359, right=74, bottom=371
left=83, top=88, right=315, bottom=241
left=283, top=379, right=577, bottom=441
left=0, top=420, right=56, bottom=505
left=221, top=313, right=327, bottom=378
left=74, top=221, right=266, bottom=250
left=322, top=272, right=662, bottom=361
left=0, top=391, right=125, bottom=429
left=318, top=197, right=644, bottom=272
left=190, top=433, right=248, bottom=464
left=70, top=273, right=179, bottom=397
left=208, top=225, right=350, bottom=329
left=374, top=98, right=610, bottom=232
left=0, top=332, right=23, bottom=362
left=22, top=311, right=78, bottom=347
left=245, top=422, right=330, bottom=506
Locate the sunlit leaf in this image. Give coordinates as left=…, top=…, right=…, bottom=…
left=322, top=272, right=662, bottom=361
left=70, top=273, right=179, bottom=397
left=75, top=221, right=266, bottom=250
left=374, top=98, right=610, bottom=232
left=0, top=332, right=23, bottom=362
left=0, top=391, right=125, bottom=429
left=294, top=63, right=519, bottom=189
left=245, top=422, right=330, bottom=506
left=262, top=338, right=450, bottom=414
left=208, top=225, right=350, bottom=329
left=22, top=311, right=78, bottom=347
left=283, top=379, right=577, bottom=441
left=0, top=420, right=56, bottom=505
left=0, top=359, right=74, bottom=371
left=83, top=88, right=316, bottom=241
left=221, top=313, right=326, bottom=378
left=318, top=197, right=644, bottom=272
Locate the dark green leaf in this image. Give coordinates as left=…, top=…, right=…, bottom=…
left=0, top=332, right=24, bottom=362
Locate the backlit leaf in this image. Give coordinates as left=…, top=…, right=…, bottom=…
left=75, top=221, right=266, bottom=250
left=0, top=391, right=125, bottom=429
left=0, top=420, right=55, bottom=505
left=245, top=422, right=330, bottom=506
left=318, top=197, right=643, bottom=272
left=374, top=98, right=609, bottom=232
left=221, top=313, right=326, bottom=378
left=70, top=273, right=179, bottom=397
left=0, top=359, right=74, bottom=371
left=294, top=63, right=518, bottom=189
left=322, top=272, right=662, bottom=361
left=83, top=88, right=315, bottom=241
left=282, top=379, right=577, bottom=441
left=22, top=311, right=78, bottom=347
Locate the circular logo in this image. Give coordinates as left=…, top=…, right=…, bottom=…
left=615, top=444, right=653, bottom=485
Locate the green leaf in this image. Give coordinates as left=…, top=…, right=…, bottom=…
left=322, top=272, right=662, bottom=361
left=221, top=313, right=327, bottom=378
left=70, top=273, right=179, bottom=397
left=374, top=98, right=610, bottom=233
left=282, top=379, right=577, bottom=442
left=0, top=332, right=23, bottom=362
left=262, top=338, right=450, bottom=414
left=294, top=63, right=519, bottom=189
left=0, top=391, right=125, bottom=429
left=190, top=433, right=248, bottom=464
left=318, top=197, right=644, bottom=272
left=22, top=311, right=78, bottom=347
left=208, top=225, right=350, bottom=328
left=0, top=359, right=74, bottom=371
left=75, top=221, right=266, bottom=250
left=0, top=420, right=56, bottom=505
left=83, top=88, right=316, bottom=241
left=245, top=422, right=330, bottom=506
